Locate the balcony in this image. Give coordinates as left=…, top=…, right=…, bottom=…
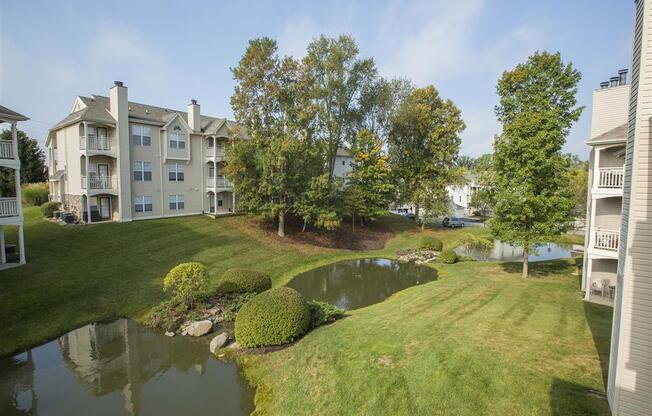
left=81, top=175, right=117, bottom=192
left=80, top=136, right=114, bottom=153
left=594, top=229, right=619, bottom=251
left=0, top=197, right=18, bottom=217
left=206, top=147, right=226, bottom=161
left=0, top=140, right=14, bottom=159
left=597, top=167, right=624, bottom=189
left=207, top=177, right=233, bottom=190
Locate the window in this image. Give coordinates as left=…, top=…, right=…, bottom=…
left=217, top=198, right=223, bottom=207
left=342, top=160, right=346, bottom=166
left=132, top=125, right=151, bottom=146
left=169, top=126, right=186, bottom=149
left=133, top=161, right=152, bottom=181
left=169, top=194, right=185, bottom=210
left=168, top=163, right=185, bottom=181
left=134, top=196, right=153, bottom=212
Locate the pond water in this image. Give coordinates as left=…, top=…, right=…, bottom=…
left=0, top=319, right=254, bottom=416
left=455, top=240, right=573, bottom=262
left=287, top=258, right=438, bottom=310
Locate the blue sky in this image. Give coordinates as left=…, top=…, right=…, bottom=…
left=0, top=0, right=634, bottom=157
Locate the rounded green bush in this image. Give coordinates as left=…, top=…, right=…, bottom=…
left=40, top=201, right=61, bottom=218
left=219, top=268, right=271, bottom=294
left=163, top=262, right=209, bottom=305
left=235, top=287, right=310, bottom=348
left=439, top=249, right=458, bottom=264
left=420, top=236, right=443, bottom=251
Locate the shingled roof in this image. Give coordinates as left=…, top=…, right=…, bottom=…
left=0, top=105, right=29, bottom=122
left=586, top=122, right=628, bottom=145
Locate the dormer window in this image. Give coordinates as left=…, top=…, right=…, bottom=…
left=169, top=125, right=186, bottom=149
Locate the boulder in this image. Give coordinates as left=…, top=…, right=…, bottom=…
left=183, top=320, right=213, bottom=337
left=209, top=332, right=230, bottom=354
left=164, top=331, right=175, bottom=337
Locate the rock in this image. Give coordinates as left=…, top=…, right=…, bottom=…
left=165, top=331, right=175, bottom=337
left=184, top=320, right=213, bottom=337
left=209, top=332, right=230, bottom=354
left=207, top=307, right=220, bottom=315
left=213, top=315, right=224, bottom=324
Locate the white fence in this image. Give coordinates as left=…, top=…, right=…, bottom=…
left=81, top=175, right=117, bottom=190
left=0, top=198, right=18, bottom=217
left=80, top=136, right=112, bottom=151
left=595, top=229, right=620, bottom=251
left=598, top=167, right=624, bottom=189
left=207, top=177, right=233, bottom=189
left=0, top=140, right=14, bottom=159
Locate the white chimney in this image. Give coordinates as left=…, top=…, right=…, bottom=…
left=109, top=81, right=132, bottom=221
left=188, top=99, right=200, bottom=131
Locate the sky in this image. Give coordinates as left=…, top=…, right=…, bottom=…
left=0, top=0, right=635, bottom=158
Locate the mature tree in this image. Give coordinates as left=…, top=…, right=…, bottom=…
left=303, top=35, right=377, bottom=183
left=342, top=183, right=366, bottom=233
left=455, top=155, right=476, bottom=170
left=347, top=129, right=395, bottom=226
left=469, top=153, right=495, bottom=221
left=0, top=129, right=47, bottom=196
left=566, top=153, right=588, bottom=220
left=357, top=77, right=413, bottom=143
left=491, top=51, right=582, bottom=277
left=294, top=174, right=341, bottom=232
left=388, top=85, right=466, bottom=230
left=227, top=38, right=322, bottom=237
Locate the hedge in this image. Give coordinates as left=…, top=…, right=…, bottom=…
left=40, top=201, right=61, bottom=218
left=439, top=249, right=458, bottom=264
left=420, top=236, right=443, bottom=251
left=235, top=287, right=310, bottom=348
left=219, top=268, right=272, bottom=294
left=163, top=262, right=209, bottom=306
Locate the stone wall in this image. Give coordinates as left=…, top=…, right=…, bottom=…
left=64, top=194, right=82, bottom=222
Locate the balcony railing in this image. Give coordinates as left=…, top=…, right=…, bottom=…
left=598, top=167, right=624, bottom=189
left=81, top=175, right=117, bottom=190
left=0, top=197, right=18, bottom=217
left=206, top=148, right=226, bottom=159
left=207, top=177, right=233, bottom=189
left=595, top=229, right=619, bottom=251
left=80, top=136, right=113, bottom=151
left=0, top=140, right=14, bottom=159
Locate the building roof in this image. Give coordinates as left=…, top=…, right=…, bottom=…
left=336, top=148, right=353, bottom=157
left=51, top=94, right=237, bottom=136
left=0, top=105, right=29, bottom=122
left=586, top=122, right=628, bottom=145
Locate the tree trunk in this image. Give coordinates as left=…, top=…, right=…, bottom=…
left=352, top=212, right=355, bottom=233
left=302, top=218, right=307, bottom=233
left=522, top=247, right=529, bottom=278
left=360, top=216, right=365, bottom=227
left=414, top=201, right=420, bottom=223
left=421, top=218, right=425, bottom=232
left=278, top=212, right=285, bottom=237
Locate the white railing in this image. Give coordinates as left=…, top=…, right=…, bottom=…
left=81, top=175, right=117, bottom=190
left=598, top=167, right=624, bottom=189
left=595, top=229, right=620, bottom=251
left=206, top=148, right=226, bottom=159
left=0, top=197, right=18, bottom=217
left=207, top=177, right=233, bottom=189
left=80, top=136, right=112, bottom=151
left=0, top=140, right=14, bottom=159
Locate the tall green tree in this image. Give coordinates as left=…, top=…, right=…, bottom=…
left=347, top=129, right=395, bottom=227
left=388, top=85, right=465, bottom=230
left=0, top=129, right=47, bottom=196
left=303, top=35, right=377, bottom=183
left=566, top=154, right=589, bottom=220
left=491, top=51, right=582, bottom=277
left=227, top=38, right=322, bottom=237
left=357, top=77, right=413, bottom=144
left=469, top=153, right=495, bottom=222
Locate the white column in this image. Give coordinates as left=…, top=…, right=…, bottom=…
left=232, top=192, right=235, bottom=213
left=589, top=197, right=597, bottom=249
left=584, top=258, right=593, bottom=301
left=593, top=148, right=601, bottom=188
left=11, top=122, right=19, bottom=162
left=214, top=191, right=218, bottom=215
left=0, top=226, right=5, bottom=264
left=18, top=225, right=25, bottom=264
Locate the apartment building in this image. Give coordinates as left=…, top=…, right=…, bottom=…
left=582, top=70, right=630, bottom=305
left=46, top=82, right=243, bottom=223
left=0, top=105, right=28, bottom=267
left=606, top=1, right=652, bottom=414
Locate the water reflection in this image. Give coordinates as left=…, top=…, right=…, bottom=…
left=287, top=258, right=438, bottom=310
left=0, top=319, right=254, bottom=416
left=455, top=240, right=573, bottom=262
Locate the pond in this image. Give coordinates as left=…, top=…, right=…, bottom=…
left=287, top=258, right=438, bottom=310
left=0, top=319, right=254, bottom=416
left=455, top=240, right=573, bottom=262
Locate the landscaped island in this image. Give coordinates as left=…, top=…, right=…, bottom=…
left=0, top=208, right=611, bottom=415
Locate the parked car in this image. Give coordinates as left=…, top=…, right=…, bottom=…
left=404, top=212, right=416, bottom=220
left=443, top=217, right=465, bottom=228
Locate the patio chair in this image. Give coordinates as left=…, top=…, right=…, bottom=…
left=591, top=279, right=605, bottom=297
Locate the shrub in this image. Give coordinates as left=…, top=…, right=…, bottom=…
left=439, top=249, right=458, bottom=264
left=22, top=182, right=49, bottom=206
left=458, top=232, right=494, bottom=257
left=307, top=300, right=345, bottom=329
left=222, top=292, right=257, bottom=321
left=420, top=236, right=443, bottom=251
left=235, top=287, right=310, bottom=348
left=144, top=298, right=189, bottom=332
left=163, top=262, right=209, bottom=306
left=40, top=201, right=61, bottom=218
left=219, top=268, right=272, bottom=294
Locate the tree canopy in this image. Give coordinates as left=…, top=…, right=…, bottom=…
left=0, top=129, right=47, bottom=196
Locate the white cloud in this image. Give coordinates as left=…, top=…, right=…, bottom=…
left=277, top=17, right=320, bottom=59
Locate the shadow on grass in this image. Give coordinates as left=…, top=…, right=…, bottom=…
left=583, top=302, right=613, bottom=389
left=499, top=259, right=576, bottom=278
left=550, top=378, right=611, bottom=416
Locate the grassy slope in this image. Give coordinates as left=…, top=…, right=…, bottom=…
left=241, top=260, right=613, bottom=416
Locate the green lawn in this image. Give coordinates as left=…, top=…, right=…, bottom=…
left=0, top=207, right=611, bottom=415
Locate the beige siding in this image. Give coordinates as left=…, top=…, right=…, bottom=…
left=591, top=84, right=631, bottom=138
left=609, top=1, right=652, bottom=414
